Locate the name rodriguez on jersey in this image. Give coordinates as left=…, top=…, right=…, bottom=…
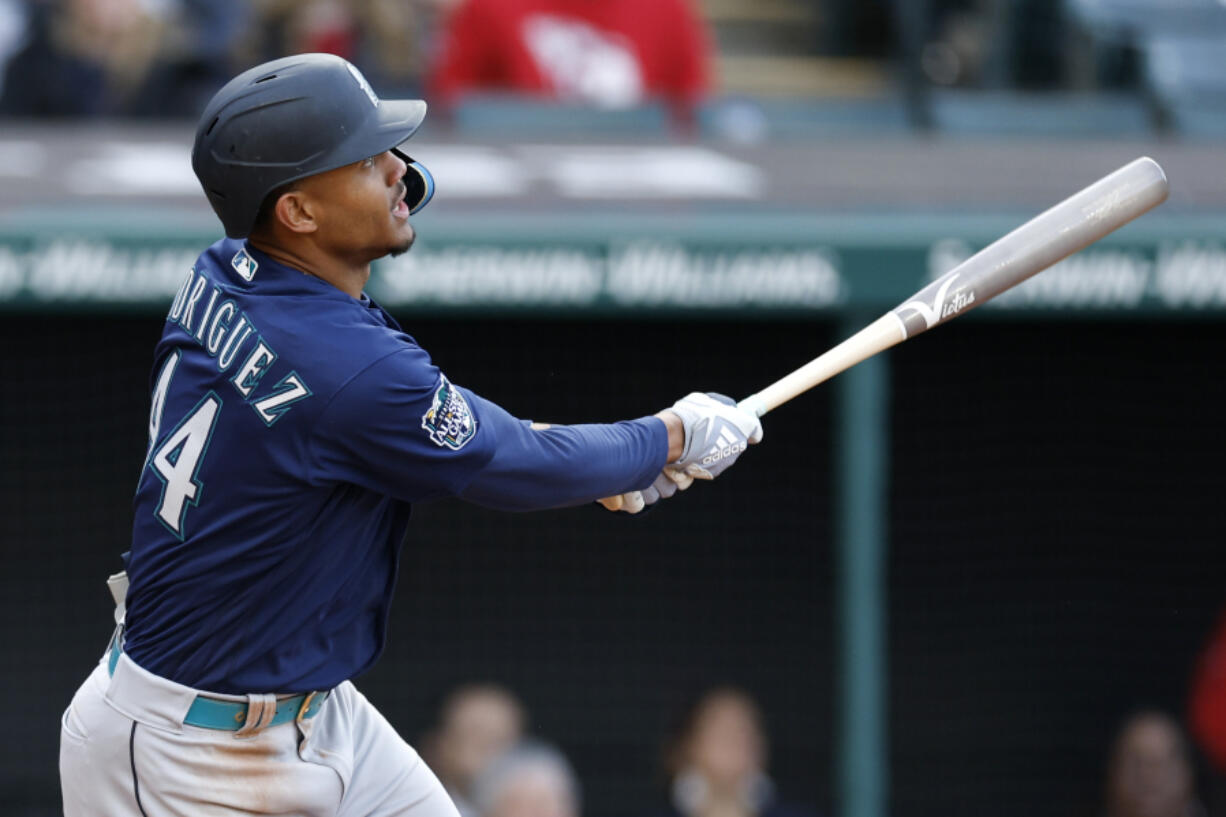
left=165, top=263, right=312, bottom=426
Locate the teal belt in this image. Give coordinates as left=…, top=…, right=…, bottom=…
left=107, top=635, right=329, bottom=731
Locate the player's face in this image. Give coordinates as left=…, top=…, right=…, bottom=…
left=301, top=150, right=416, bottom=264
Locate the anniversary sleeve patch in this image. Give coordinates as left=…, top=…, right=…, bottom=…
left=421, top=375, right=477, bottom=450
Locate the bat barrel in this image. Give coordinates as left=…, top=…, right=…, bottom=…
left=738, top=156, right=1169, bottom=418
left=888, top=156, right=1168, bottom=339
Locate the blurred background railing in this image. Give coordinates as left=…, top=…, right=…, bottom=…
left=3, top=2, right=1226, bottom=817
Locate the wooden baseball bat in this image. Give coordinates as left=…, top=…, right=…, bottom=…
left=737, top=156, right=1170, bottom=418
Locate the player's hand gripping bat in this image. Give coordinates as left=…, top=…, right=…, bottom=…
left=736, top=156, right=1169, bottom=419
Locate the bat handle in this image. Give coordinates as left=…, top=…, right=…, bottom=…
left=735, top=314, right=907, bottom=420
left=737, top=394, right=769, bottom=418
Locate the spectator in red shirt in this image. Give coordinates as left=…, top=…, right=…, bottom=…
left=426, top=0, right=712, bottom=125
left=1190, top=609, right=1226, bottom=775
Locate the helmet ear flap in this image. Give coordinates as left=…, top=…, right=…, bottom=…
left=393, top=148, right=435, bottom=215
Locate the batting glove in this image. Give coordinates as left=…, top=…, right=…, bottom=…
left=669, top=392, right=763, bottom=479
left=598, top=468, right=694, bottom=514
left=597, top=392, right=759, bottom=513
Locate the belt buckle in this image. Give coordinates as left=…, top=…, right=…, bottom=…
left=296, top=691, right=318, bottom=725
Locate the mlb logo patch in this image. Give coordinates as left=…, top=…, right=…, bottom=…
left=422, top=375, right=477, bottom=450
left=231, top=248, right=258, bottom=282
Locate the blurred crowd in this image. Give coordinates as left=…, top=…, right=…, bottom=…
left=418, top=683, right=818, bottom=817
left=0, top=0, right=449, bottom=117
left=0, top=0, right=712, bottom=121
left=2, top=0, right=1224, bottom=129
left=408, top=665, right=1226, bottom=817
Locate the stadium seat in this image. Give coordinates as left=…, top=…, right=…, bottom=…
left=1142, top=34, right=1226, bottom=139
left=928, top=89, right=1151, bottom=137
left=1065, top=0, right=1226, bottom=139
left=450, top=95, right=670, bottom=139
left=698, top=95, right=911, bottom=142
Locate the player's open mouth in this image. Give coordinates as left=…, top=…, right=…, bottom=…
left=392, top=185, right=409, bottom=219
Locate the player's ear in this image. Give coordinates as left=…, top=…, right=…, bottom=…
left=275, top=190, right=318, bottom=235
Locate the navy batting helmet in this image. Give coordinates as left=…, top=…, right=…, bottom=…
left=192, top=53, right=435, bottom=238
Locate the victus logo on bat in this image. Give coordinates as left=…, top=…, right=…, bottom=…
left=939, top=287, right=976, bottom=318
left=892, top=271, right=976, bottom=337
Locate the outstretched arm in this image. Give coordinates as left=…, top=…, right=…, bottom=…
left=457, top=391, right=672, bottom=512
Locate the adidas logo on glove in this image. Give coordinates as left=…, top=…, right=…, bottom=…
left=701, top=427, right=748, bottom=466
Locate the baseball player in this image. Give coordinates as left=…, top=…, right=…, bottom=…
left=59, top=53, right=762, bottom=817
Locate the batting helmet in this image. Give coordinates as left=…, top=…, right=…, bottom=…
left=192, top=53, right=435, bottom=239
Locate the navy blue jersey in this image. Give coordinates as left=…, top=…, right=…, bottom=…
left=123, top=239, right=666, bottom=694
